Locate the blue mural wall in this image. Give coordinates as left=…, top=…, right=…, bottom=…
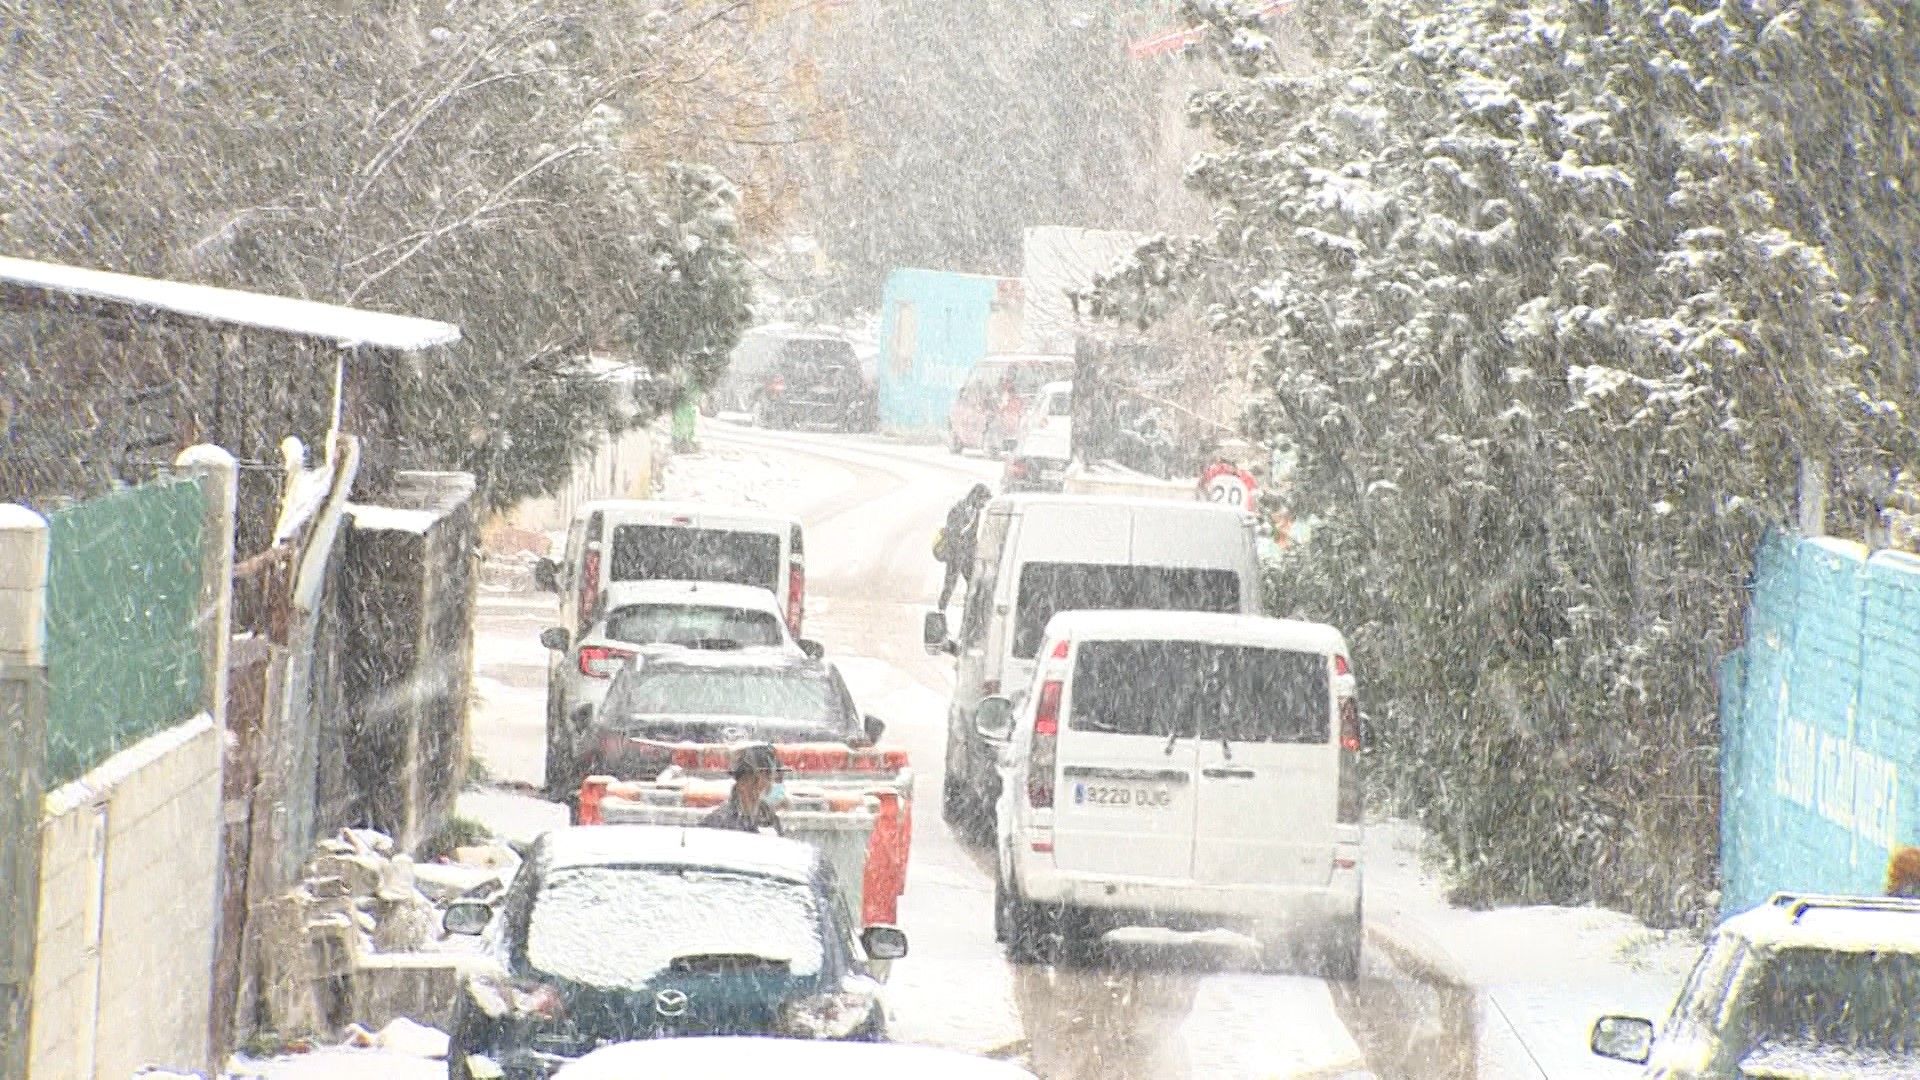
left=875, top=268, right=1022, bottom=434
left=1721, top=532, right=1920, bottom=915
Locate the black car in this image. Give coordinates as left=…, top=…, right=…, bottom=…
left=442, top=825, right=907, bottom=1080
left=584, top=649, right=885, bottom=782
left=752, top=340, right=877, bottom=432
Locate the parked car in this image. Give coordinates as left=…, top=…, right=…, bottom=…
left=552, top=1036, right=1037, bottom=1079
left=536, top=502, right=808, bottom=795
left=581, top=649, right=884, bottom=784
left=538, top=581, right=823, bottom=798
left=714, top=327, right=871, bottom=420
left=948, top=354, right=1073, bottom=457
left=441, top=826, right=907, bottom=1080
left=924, top=494, right=1261, bottom=833
left=976, top=610, right=1362, bottom=977
left=1001, top=380, right=1072, bottom=493
left=751, top=337, right=877, bottom=432
left=1591, top=893, right=1920, bottom=1079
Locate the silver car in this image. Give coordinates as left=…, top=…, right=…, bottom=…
left=540, top=580, right=818, bottom=797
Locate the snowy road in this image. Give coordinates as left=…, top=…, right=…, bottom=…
left=464, top=420, right=1387, bottom=1079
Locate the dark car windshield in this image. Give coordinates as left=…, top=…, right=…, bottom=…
left=1012, top=562, right=1241, bottom=658
left=1070, top=641, right=1329, bottom=742
left=607, top=666, right=846, bottom=728
left=608, top=525, right=780, bottom=591
left=602, top=604, right=784, bottom=649
left=1741, top=948, right=1920, bottom=1053
left=782, top=338, right=854, bottom=365
left=523, top=866, right=823, bottom=990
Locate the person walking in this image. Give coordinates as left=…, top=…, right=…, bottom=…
left=701, top=743, right=787, bottom=836
left=937, top=483, right=992, bottom=610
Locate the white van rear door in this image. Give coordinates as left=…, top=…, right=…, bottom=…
left=1049, top=639, right=1201, bottom=881
left=1191, top=647, right=1338, bottom=888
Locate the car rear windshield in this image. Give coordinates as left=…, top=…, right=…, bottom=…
left=524, top=866, right=823, bottom=990
left=1012, top=562, right=1240, bottom=658
left=1742, top=946, right=1920, bottom=1052
left=1069, top=640, right=1330, bottom=742
left=1047, top=391, right=1072, bottom=417
left=603, top=604, right=784, bottom=649
left=607, top=667, right=842, bottom=727
left=608, top=525, right=780, bottom=591
left=1011, top=363, right=1071, bottom=394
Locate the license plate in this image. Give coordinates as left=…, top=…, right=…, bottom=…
left=1073, top=782, right=1172, bottom=809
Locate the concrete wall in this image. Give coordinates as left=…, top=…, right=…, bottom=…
left=1721, top=533, right=1920, bottom=914
left=29, top=715, right=222, bottom=1080
left=875, top=269, right=1024, bottom=434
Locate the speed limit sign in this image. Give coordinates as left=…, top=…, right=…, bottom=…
left=1200, top=462, right=1257, bottom=512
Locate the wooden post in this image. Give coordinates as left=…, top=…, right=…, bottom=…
left=0, top=506, right=49, bottom=1080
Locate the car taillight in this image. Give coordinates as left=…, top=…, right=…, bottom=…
left=787, top=562, right=805, bottom=636
left=577, top=546, right=601, bottom=627
left=1005, top=458, right=1030, bottom=480
left=1337, top=695, right=1362, bottom=824
left=577, top=644, right=633, bottom=679
left=1028, top=679, right=1061, bottom=808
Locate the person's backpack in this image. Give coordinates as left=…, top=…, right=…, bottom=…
left=932, top=527, right=948, bottom=563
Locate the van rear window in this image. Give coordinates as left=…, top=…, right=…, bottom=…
left=608, top=525, right=780, bottom=591
left=1012, top=562, right=1239, bottom=658
left=1070, top=641, right=1330, bottom=744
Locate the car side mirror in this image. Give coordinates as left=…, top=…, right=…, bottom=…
left=860, top=925, right=908, bottom=961
left=913, top=611, right=944, bottom=653
left=974, top=696, right=1016, bottom=743
left=443, top=901, right=493, bottom=936
left=799, top=638, right=826, bottom=660
left=862, top=715, right=886, bottom=746
left=1590, top=1015, right=1654, bottom=1064
left=539, top=627, right=569, bottom=652
left=532, top=558, right=561, bottom=593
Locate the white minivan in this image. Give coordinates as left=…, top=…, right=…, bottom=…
left=923, top=495, right=1261, bottom=832
left=976, top=611, right=1363, bottom=976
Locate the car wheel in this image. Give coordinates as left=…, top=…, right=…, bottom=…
left=1317, top=910, right=1363, bottom=982
left=999, top=870, right=1066, bottom=965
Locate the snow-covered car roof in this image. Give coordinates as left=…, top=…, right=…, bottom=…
left=535, top=825, right=816, bottom=884
left=1721, top=894, right=1920, bottom=954
left=592, top=580, right=782, bottom=617
left=575, top=498, right=800, bottom=529
left=1043, top=610, right=1348, bottom=656
left=551, top=1036, right=1037, bottom=1079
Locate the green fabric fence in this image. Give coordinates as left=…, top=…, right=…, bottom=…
left=44, top=477, right=206, bottom=785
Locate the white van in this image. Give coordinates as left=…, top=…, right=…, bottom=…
left=539, top=500, right=806, bottom=640
left=923, top=495, right=1260, bottom=831
left=976, top=611, right=1362, bottom=976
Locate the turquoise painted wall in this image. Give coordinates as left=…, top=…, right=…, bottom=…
left=1721, top=533, right=1920, bottom=914
left=876, top=268, right=1013, bottom=434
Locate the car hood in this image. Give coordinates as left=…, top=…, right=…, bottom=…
left=1739, top=1041, right=1920, bottom=1080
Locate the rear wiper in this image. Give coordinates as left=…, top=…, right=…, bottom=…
left=1164, top=729, right=1180, bottom=756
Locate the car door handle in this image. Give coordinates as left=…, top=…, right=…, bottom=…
left=1201, top=766, right=1258, bottom=780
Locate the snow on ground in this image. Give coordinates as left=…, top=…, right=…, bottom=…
left=229, top=1048, right=445, bottom=1080
left=1364, top=818, right=1699, bottom=1079
left=661, top=431, right=856, bottom=512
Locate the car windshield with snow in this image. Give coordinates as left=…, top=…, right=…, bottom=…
left=442, top=827, right=892, bottom=1079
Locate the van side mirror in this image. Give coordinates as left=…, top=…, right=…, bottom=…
left=1590, top=1016, right=1653, bottom=1064
left=974, top=697, right=1016, bottom=743
left=799, top=638, right=826, bottom=660
left=922, top=611, right=954, bottom=656
left=539, top=627, right=569, bottom=652
left=533, top=558, right=561, bottom=593
left=862, top=715, right=886, bottom=746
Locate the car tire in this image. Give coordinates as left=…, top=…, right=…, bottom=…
left=1319, top=911, right=1363, bottom=982
left=998, top=871, right=1046, bottom=963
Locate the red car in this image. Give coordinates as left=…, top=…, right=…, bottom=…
left=947, top=354, right=1073, bottom=457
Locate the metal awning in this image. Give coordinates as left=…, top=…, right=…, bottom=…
left=0, top=255, right=460, bottom=352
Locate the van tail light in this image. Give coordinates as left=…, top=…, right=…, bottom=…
left=577, top=545, right=601, bottom=627
left=577, top=644, right=633, bottom=679
left=1005, top=458, right=1030, bottom=481
left=787, top=562, right=805, bottom=636
left=1028, top=679, right=1062, bottom=808
left=1337, top=696, right=1363, bottom=824
left=1334, top=654, right=1351, bottom=677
